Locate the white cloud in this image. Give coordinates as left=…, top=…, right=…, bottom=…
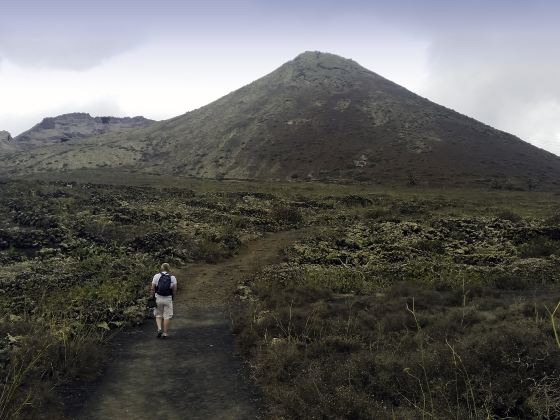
left=419, top=34, right=560, bottom=156
left=510, top=99, right=560, bottom=156
left=0, top=59, right=127, bottom=135
left=0, top=42, right=270, bottom=135
left=0, top=30, right=143, bottom=71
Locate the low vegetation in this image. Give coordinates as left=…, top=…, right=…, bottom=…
left=234, top=189, right=560, bottom=418
left=0, top=179, right=308, bottom=418
left=1, top=173, right=559, bottom=418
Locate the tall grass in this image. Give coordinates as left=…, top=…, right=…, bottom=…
left=0, top=348, right=45, bottom=419
left=551, top=300, right=560, bottom=349
left=235, top=262, right=560, bottom=418
left=0, top=308, right=111, bottom=418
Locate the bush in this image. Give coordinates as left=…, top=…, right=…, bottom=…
left=364, top=207, right=396, bottom=221
left=518, top=236, right=560, bottom=258
left=545, top=211, right=560, bottom=226
left=193, top=238, right=230, bottom=263
left=415, top=238, right=446, bottom=255
left=496, top=209, right=522, bottom=223
left=271, top=205, right=303, bottom=226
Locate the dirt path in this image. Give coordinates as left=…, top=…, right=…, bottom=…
left=70, top=230, right=305, bottom=420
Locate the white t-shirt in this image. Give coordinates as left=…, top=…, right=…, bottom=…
left=152, top=272, right=177, bottom=297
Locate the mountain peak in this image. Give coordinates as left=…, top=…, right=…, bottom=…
left=289, top=51, right=362, bottom=70
left=293, top=50, right=341, bottom=60
left=258, top=51, right=377, bottom=90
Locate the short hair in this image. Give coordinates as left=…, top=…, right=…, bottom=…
left=161, top=263, right=171, bottom=272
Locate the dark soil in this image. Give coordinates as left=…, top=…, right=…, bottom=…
left=64, top=230, right=305, bottom=419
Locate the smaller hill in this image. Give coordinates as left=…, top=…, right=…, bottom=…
left=0, top=130, right=15, bottom=153
left=13, top=113, right=154, bottom=149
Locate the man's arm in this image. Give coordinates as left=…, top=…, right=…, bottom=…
left=171, top=276, right=178, bottom=299
left=150, top=274, right=158, bottom=297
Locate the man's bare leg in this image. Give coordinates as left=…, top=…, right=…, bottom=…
left=163, top=319, right=170, bottom=336
left=155, top=316, right=163, bottom=331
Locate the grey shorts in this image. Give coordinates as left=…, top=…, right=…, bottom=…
left=154, top=295, right=173, bottom=320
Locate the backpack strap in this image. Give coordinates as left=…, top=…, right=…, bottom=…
left=155, top=272, right=164, bottom=293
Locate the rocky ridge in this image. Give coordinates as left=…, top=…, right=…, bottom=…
left=12, top=113, right=154, bottom=149
left=0, top=130, right=15, bottom=153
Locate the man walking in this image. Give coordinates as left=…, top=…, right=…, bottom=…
left=150, top=263, right=177, bottom=339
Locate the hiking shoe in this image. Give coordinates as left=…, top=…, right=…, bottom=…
left=157, top=330, right=163, bottom=338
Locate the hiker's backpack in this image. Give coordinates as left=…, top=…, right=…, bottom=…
left=156, top=273, right=173, bottom=296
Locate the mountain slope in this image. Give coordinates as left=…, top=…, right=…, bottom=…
left=1, top=51, right=559, bottom=188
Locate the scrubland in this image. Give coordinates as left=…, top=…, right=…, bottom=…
left=0, top=177, right=304, bottom=418
left=1, top=173, right=559, bottom=418
left=233, top=186, right=560, bottom=419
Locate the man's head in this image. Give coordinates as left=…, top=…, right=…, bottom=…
left=161, top=262, right=171, bottom=272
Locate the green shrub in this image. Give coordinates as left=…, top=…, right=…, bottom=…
left=518, top=236, right=560, bottom=258
left=415, top=238, right=446, bottom=255
left=545, top=211, right=560, bottom=226
left=496, top=209, right=522, bottom=223
left=270, top=205, right=303, bottom=226
left=193, top=238, right=230, bottom=263
left=364, top=207, right=398, bottom=222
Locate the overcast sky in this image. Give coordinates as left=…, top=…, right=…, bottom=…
left=1, top=0, right=559, bottom=155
